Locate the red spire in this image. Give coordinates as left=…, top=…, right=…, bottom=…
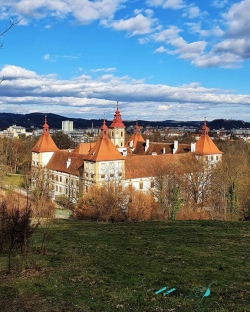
left=110, top=101, right=125, bottom=128
left=201, top=118, right=209, bottom=136
left=43, top=115, right=49, bottom=134
left=100, top=118, right=108, bottom=138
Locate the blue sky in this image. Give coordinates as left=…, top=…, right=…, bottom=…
left=0, top=0, right=250, bottom=122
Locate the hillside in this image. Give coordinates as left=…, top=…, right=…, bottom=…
left=0, top=112, right=250, bottom=130
left=0, top=220, right=249, bottom=311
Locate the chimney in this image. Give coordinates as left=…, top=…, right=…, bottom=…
left=145, top=139, right=150, bottom=152
left=66, top=157, right=71, bottom=168
left=191, top=142, right=196, bottom=153
left=173, top=140, right=178, bottom=154
left=129, top=140, right=133, bottom=148
left=162, top=147, right=165, bottom=154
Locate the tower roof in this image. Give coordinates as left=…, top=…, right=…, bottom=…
left=109, top=102, right=125, bottom=129
left=73, top=142, right=96, bottom=154
left=126, top=121, right=145, bottom=149
left=85, top=136, right=125, bottom=161
left=100, top=118, right=109, bottom=137
left=84, top=118, right=125, bottom=161
left=195, top=119, right=222, bottom=155
left=31, top=116, right=59, bottom=152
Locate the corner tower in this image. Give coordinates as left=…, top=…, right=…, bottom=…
left=193, top=119, right=222, bottom=164
left=31, top=116, right=59, bottom=167
left=109, top=102, right=125, bottom=147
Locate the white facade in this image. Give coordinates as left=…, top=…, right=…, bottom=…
left=1, top=124, right=27, bottom=138
left=62, top=120, right=73, bottom=132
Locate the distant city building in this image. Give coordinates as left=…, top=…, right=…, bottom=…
left=231, top=128, right=250, bottom=135
left=0, top=124, right=31, bottom=138
left=62, top=120, right=73, bottom=132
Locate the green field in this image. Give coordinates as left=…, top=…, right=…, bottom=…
left=0, top=220, right=250, bottom=311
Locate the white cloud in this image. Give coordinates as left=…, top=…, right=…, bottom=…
left=0, top=65, right=38, bottom=78
left=214, top=38, right=250, bottom=59
left=90, top=68, right=117, bottom=73
left=154, top=46, right=168, bottom=53
left=184, top=6, right=200, bottom=19
left=102, top=13, right=158, bottom=36
left=138, top=37, right=150, bottom=44
left=1, top=64, right=250, bottom=121
left=43, top=53, right=79, bottom=61
left=152, top=26, right=181, bottom=41
left=223, top=0, right=250, bottom=38
left=43, top=54, right=51, bottom=61
left=3, top=0, right=126, bottom=24
left=191, top=52, right=242, bottom=68
left=168, top=37, right=207, bottom=60
left=147, top=0, right=186, bottom=10
left=212, top=0, right=228, bottom=9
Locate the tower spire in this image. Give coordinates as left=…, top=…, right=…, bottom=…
left=201, top=117, right=209, bottom=136
left=100, top=117, right=108, bottom=138
left=134, top=120, right=140, bottom=134
left=43, top=115, right=49, bottom=134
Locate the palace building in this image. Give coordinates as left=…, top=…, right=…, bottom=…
left=31, top=105, right=222, bottom=202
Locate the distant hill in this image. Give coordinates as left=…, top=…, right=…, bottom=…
left=208, top=119, right=250, bottom=130
left=0, top=113, right=249, bottom=131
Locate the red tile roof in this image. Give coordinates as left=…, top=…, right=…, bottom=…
left=131, top=141, right=191, bottom=155
left=73, top=142, right=96, bottom=154
left=109, top=102, right=125, bottom=129
left=46, top=150, right=84, bottom=176
left=126, top=133, right=145, bottom=149
left=195, top=120, right=222, bottom=155
left=31, top=117, right=59, bottom=152
left=195, top=135, right=222, bottom=155
left=85, top=136, right=125, bottom=161
left=31, top=134, right=59, bottom=152
left=125, top=154, right=185, bottom=179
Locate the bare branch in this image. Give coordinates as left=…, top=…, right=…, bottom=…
left=0, top=18, right=21, bottom=38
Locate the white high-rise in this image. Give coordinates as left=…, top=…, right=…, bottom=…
left=62, top=120, right=73, bottom=132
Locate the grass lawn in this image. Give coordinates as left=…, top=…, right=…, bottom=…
left=0, top=220, right=250, bottom=311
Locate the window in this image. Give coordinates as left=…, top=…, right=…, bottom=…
left=216, top=155, right=219, bottom=160
left=119, top=172, right=122, bottom=177
left=86, top=173, right=88, bottom=177
left=211, top=156, right=214, bottom=161
left=56, top=185, right=58, bottom=191
left=56, top=175, right=58, bottom=182
left=151, top=181, right=155, bottom=188
left=59, top=187, right=62, bottom=193
left=91, top=174, right=94, bottom=179
left=121, top=132, right=123, bottom=137
left=121, top=142, right=123, bottom=147
left=60, top=176, right=62, bottom=182
left=76, top=180, right=79, bottom=186
left=66, top=178, right=68, bottom=184
left=140, top=182, right=143, bottom=190
left=110, top=173, right=114, bottom=178
left=101, top=174, right=105, bottom=179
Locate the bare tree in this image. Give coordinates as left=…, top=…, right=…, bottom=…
left=1, top=19, right=21, bottom=82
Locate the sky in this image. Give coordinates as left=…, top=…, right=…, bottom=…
left=0, top=0, right=250, bottom=122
